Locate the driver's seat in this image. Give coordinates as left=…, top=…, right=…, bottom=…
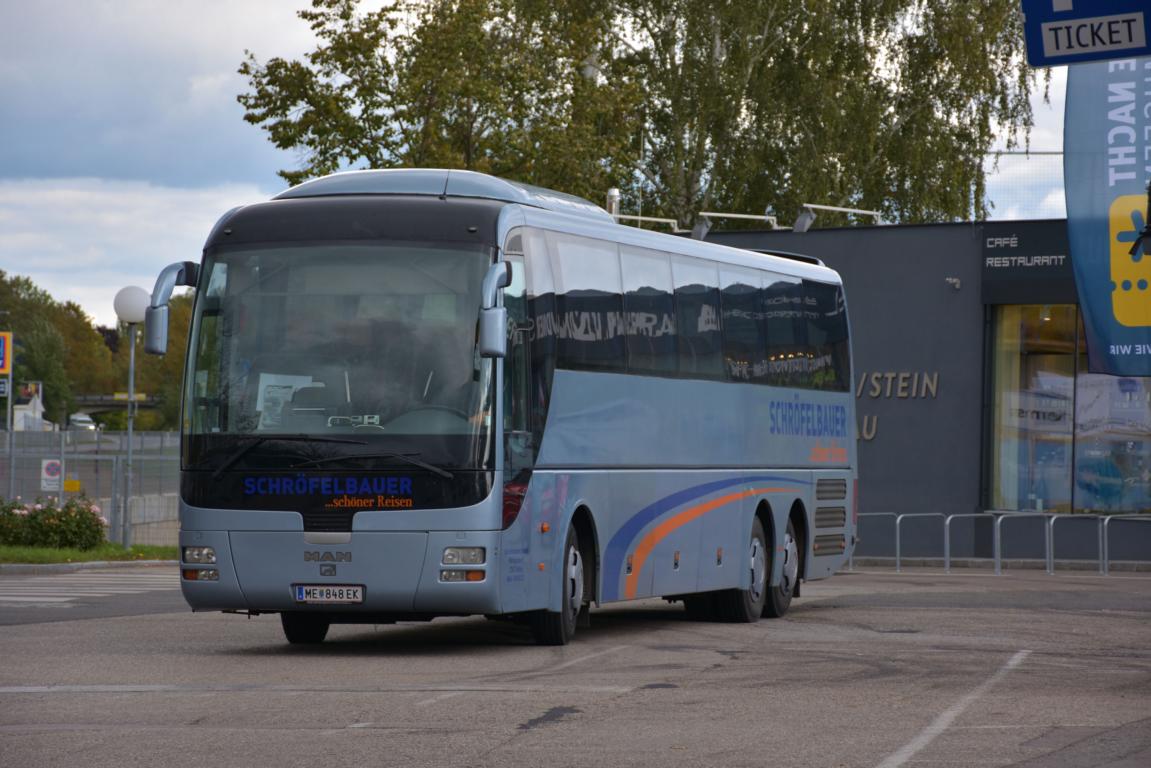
left=283, top=386, right=335, bottom=431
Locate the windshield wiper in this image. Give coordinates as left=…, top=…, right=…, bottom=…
left=290, top=451, right=454, bottom=480
left=210, top=434, right=368, bottom=479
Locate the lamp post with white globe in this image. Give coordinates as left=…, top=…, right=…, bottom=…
left=114, top=286, right=149, bottom=547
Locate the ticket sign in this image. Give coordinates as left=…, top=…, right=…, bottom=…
left=0, top=331, right=10, bottom=375
left=1021, top=1, right=1150, bottom=67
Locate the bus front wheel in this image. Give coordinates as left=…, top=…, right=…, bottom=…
left=531, top=527, right=583, bottom=645
left=281, top=612, right=330, bottom=644
left=706, top=517, right=768, bottom=623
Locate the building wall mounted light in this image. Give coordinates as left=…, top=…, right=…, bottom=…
left=793, top=207, right=817, bottom=233
left=606, top=187, right=621, bottom=218
left=795, top=203, right=883, bottom=231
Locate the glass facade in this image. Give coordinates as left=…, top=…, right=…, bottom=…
left=991, top=304, right=1151, bottom=514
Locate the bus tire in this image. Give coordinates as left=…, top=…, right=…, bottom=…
left=717, top=517, right=768, bottom=623
left=280, top=612, right=330, bottom=644
left=763, top=519, right=799, bottom=618
left=530, top=526, right=584, bottom=645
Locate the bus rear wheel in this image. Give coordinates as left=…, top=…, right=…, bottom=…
left=281, top=612, right=330, bottom=644
left=531, top=527, right=583, bottom=645
left=763, top=519, right=799, bottom=618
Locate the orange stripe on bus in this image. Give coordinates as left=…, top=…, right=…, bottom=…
left=623, top=487, right=787, bottom=600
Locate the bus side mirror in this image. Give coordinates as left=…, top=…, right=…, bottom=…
left=144, top=305, right=169, bottom=355
left=479, top=261, right=512, bottom=358
left=145, top=261, right=199, bottom=355
left=479, top=307, right=507, bottom=358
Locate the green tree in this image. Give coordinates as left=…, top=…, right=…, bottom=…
left=239, top=0, right=642, bottom=201
left=0, top=271, right=187, bottom=430
left=15, top=317, right=71, bottom=426
left=56, top=302, right=117, bottom=398
left=0, top=272, right=79, bottom=425
left=617, top=0, right=1038, bottom=225
left=394, top=0, right=642, bottom=200
left=239, top=0, right=1038, bottom=225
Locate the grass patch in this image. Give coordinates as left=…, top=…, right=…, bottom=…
left=0, top=543, right=177, bottom=564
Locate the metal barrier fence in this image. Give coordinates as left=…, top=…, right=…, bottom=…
left=1, top=430, right=180, bottom=547
left=849, top=511, right=1151, bottom=576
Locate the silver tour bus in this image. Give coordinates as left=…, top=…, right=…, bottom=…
left=146, top=169, right=857, bottom=645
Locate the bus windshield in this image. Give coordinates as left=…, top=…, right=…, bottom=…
left=183, top=241, right=495, bottom=473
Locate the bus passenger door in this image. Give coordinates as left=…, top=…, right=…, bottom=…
left=500, top=251, right=539, bottom=613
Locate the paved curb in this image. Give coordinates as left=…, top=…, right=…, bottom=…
left=0, top=560, right=178, bottom=575
left=848, top=556, right=1151, bottom=573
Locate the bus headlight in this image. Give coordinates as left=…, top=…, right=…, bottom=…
left=184, top=546, right=217, bottom=564
left=442, top=547, right=485, bottom=565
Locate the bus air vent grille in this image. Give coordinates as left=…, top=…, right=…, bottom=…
left=812, top=534, right=846, bottom=556
left=302, top=509, right=355, bottom=532
left=816, top=479, right=848, bottom=501
left=815, top=507, right=846, bottom=529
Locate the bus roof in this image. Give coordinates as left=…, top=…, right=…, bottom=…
left=274, top=168, right=614, bottom=224
left=268, top=169, right=839, bottom=284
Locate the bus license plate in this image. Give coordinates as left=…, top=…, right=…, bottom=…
left=294, top=585, right=364, bottom=604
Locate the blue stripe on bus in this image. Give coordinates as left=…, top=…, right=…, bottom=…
left=600, top=475, right=808, bottom=602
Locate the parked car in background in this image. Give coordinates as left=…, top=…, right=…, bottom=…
left=69, top=413, right=97, bottom=431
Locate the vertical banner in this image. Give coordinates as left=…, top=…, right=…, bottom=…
left=0, top=331, right=10, bottom=375
left=1064, top=56, right=1151, bottom=375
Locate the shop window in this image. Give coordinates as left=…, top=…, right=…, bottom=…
left=991, top=305, right=1151, bottom=514
left=1074, top=313, right=1151, bottom=514
left=990, top=305, right=1076, bottom=512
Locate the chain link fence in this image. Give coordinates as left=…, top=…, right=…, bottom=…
left=0, top=430, right=180, bottom=547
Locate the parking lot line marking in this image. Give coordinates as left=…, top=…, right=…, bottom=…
left=0, top=683, right=634, bottom=695
left=550, top=645, right=629, bottom=672
left=873, top=649, right=1031, bottom=768
left=414, top=691, right=465, bottom=707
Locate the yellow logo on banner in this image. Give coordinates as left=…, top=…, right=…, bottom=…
left=1110, top=195, right=1151, bottom=327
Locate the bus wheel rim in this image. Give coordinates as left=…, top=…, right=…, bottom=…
left=568, top=546, right=584, bottom=621
left=750, top=537, right=766, bottom=602
left=781, top=530, right=798, bottom=595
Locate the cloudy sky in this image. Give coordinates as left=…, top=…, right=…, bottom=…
left=0, top=1, right=1066, bottom=328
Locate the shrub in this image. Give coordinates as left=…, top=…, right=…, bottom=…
left=0, top=496, right=109, bottom=550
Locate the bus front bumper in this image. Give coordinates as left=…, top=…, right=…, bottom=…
left=178, top=529, right=504, bottom=616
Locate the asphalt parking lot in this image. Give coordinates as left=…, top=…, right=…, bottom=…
left=0, top=567, right=1148, bottom=767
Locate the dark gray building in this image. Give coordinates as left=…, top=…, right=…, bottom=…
left=707, top=220, right=1150, bottom=562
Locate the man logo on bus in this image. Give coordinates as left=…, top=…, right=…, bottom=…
left=304, top=551, right=351, bottom=563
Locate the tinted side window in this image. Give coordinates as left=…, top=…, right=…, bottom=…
left=549, top=232, right=625, bottom=373
left=720, top=266, right=766, bottom=383
left=804, top=280, right=851, bottom=392
left=523, top=228, right=556, bottom=441
left=762, top=274, right=809, bottom=387
left=621, top=246, right=677, bottom=376
left=672, top=255, right=724, bottom=380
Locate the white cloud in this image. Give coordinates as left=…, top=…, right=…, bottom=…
left=0, top=178, right=272, bottom=326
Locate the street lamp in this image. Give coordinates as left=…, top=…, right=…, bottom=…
left=114, top=286, right=149, bottom=547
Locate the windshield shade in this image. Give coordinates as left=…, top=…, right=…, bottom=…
left=184, top=241, right=494, bottom=472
